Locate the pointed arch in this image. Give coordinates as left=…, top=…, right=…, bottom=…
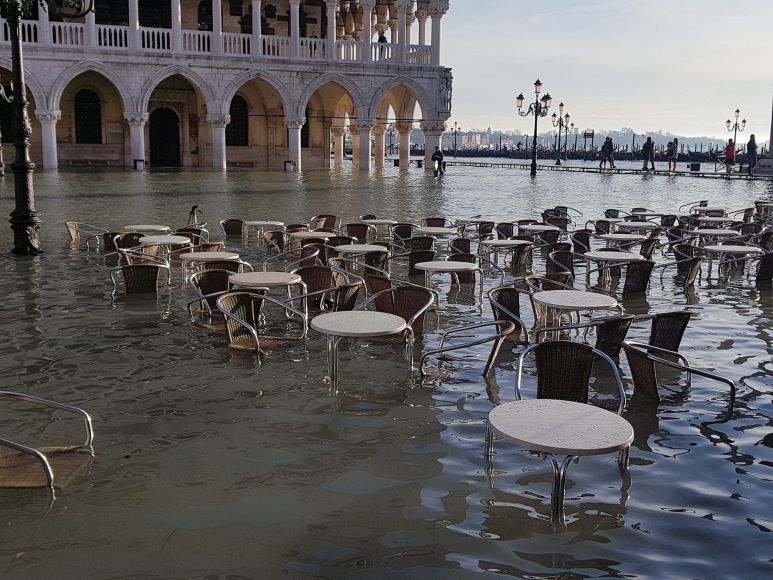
left=48, top=60, right=132, bottom=112
left=138, top=65, right=216, bottom=113
left=368, top=76, right=433, bottom=121
left=0, top=57, right=48, bottom=111
left=220, top=69, right=291, bottom=115
left=296, top=73, right=366, bottom=119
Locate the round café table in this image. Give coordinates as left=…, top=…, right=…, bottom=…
left=697, top=216, right=733, bottom=225
left=690, top=206, right=725, bottom=215
left=414, top=226, right=458, bottom=237
left=310, top=311, right=409, bottom=389
left=229, top=271, right=306, bottom=316
left=334, top=243, right=389, bottom=254
left=585, top=250, right=644, bottom=288
left=486, top=399, right=634, bottom=523
left=479, top=238, right=532, bottom=265
left=179, top=251, right=240, bottom=284
left=598, top=233, right=647, bottom=248
left=614, top=221, right=658, bottom=233
left=702, top=244, right=764, bottom=278
left=126, top=224, right=170, bottom=234
left=693, top=228, right=738, bottom=245
left=244, top=220, right=284, bottom=240
left=414, top=260, right=483, bottom=308
left=531, top=289, right=618, bottom=329
left=361, top=218, right=397, bottom=240
left=138, top=235, right=191, bottom=257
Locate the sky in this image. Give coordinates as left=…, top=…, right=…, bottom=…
left=441, top=0, right=772, bottom=140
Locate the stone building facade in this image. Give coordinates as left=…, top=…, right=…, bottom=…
left=0, top=0, right=452, bottom=171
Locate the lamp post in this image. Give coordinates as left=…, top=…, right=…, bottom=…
left=726, top=108, right=746, bottom=152
left=387, top=124, right=395, bottom=156
left=1, top=0, right=94, bottom=255
left=451, top=121, right=460, bottom=157
left=550, top=104, right=570, bottom=165
left=517, top=79, right=552, bottom=177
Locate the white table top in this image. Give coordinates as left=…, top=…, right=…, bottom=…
left=599, top=233, right=647, bottom=242
left=630, top=212, right=662, bottom=218
left=603, top=218, right=624, bottom=223
left=755, top=201, right=773, bottom=207
left=414, top=226, right=458, bottom=236
left=229, top=272, right=302, bottom=287
left=362, top=218, right=397, bottom=226
left=311, top=311, right=407, bottom=337
left=289, top=231, right=332, bottom=239
left=480, top=239, right=532, bottom=247
left=179, top=251, right=240, bottom=261
left=697, top=216, right=733, bottom=224
left=488, top=399, right=634, bottom=456
left=460, top=217, right=494, bottom=224
left=702, top=245, right=764, bottom=254
left=532, top=289, right=618, bottom=311
left=335, top=244, right=389, bottom=253
left=694, top=229, right=737, bottom=237
left=615, top=221, right=657, bottom=230
left=125, top=224, right=170, bottom=233
left=244, top=220, right=284, bottom=227
left=519, top=224, right=560, bottom=232
left=691, top=206, right=725, bottom=214
left=414, top=260, right=478, bottom=272
left=139, top=235, right=191, bottom=245
left=585, top=250, right=644, bottom=262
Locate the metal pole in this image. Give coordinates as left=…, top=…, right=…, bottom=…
left=531, top=99, right=539, bottom=177
left=7, top=1, right=41, bottom=255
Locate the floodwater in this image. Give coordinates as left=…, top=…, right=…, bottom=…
left=0, top=161, right=771, bottom=579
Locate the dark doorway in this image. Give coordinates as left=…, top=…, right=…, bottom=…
left=149, top=107, right=180, bottom=167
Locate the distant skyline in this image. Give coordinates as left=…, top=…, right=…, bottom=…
left=442, top=0, right=772, bottom=141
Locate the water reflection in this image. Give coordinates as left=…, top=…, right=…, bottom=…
left=0, top=164, right=771, bottom=578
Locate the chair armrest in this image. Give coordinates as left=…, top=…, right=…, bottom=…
left=0, top=391, right=94, bottom=448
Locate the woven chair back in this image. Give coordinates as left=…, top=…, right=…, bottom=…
left=756, top=253, right=773, bottom=284
left=448, top=238, right=471, bottom=254
left=408, top=250, right=436, bottom=276
left=332, top=283, right=361, bottom=311
left=594, top=316, right=634, bottom=358
left=216, top=292, right=263, bottom=350
left=489, top=286, right=522, bottom=323
left=121, top=264, right=162, bottom=294
left=190, top=269, right=231, bottom=308
left=682, top=256, right=703, bottom=288
left=203, top=260, right=243, bottom=273
left=495, top=223, right=514, bottom=239
left=571, top=230, right=591, bottom=254
left=364, top=274, right=394, bottom=308
left=660, top=214, right=678, bottom=227
left=649, top=311, right=690, bottom=351
left=604, top=209, right=620, bottom=218
left=533, top=341, right=595, bottom=403
left=447, top=252, right=476, bottom=285
left=622, top=343, right=660, bottom=403
left=510, top=243, right=533, bottom=277
left=115, top=232, right=144, bottom=250
left=409, top=236, right=435, bottom=251
left=391, top=286, right=432, bottom=336
left=327, top=235, right=356, bottom=247
left=391, top=223, right=415, bottom=243
left=221, top=219, right=244, bottom=237
left=623, top=260, right=655, bottom=295
left=365, top=251, right=389, bottom=272
left=422, top=217, right=448, bottom=227
left=297, top=265, right=336, bottom=295
left=286, top=224, right=309, bottom=233
left=345, top=223, right=370, bottom=242
left=312, top=215, right=338, bottom=230
left=639, top=239, right=658, bottom=260
left=547, top=250, right=574, bottom=277
left=594, top=220, right=611, bottom=235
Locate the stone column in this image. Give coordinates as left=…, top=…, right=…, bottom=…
left=373, top=124, right=385, bottom=168
left=35, top=110, right=60, bottom=170
left=207, top=114, right=230, bottom=170
left=421, top=121, right=445, bottom=171
left=284, top=117, right=305, bottom=171
left=359, top=0, right=375, bottom=62
left=387, top=18, right=397, bottom=44
left=355, top=120, right=374, bottom=171
left=396, top=122, right=412, bottom=170
left=428, top=1, right=449, bottom=66
left=85, top=6, right=97, bottom=46
left=321, top=118, right=333, bottom=168
left=212, top=0, right=223, bottom=54
left=332, top=127, right=345, bottom=167
left=289, top=0, right=301, bottom=58
left=124, top=112, right=148, bottom=169
left=38, top=3, right=50, bottom=44
left=416, top=9, right=427, bottom=45
left=325, top=0, right=337, bottom=59
left=128, top=0, right=140, bottom=48
left=251, top=0, right=263, bottom=55
left=406, top=13, right=415, bottom=48
left=396, top=1, right=408, bottom=63
left=171, top=0, right=182, bottom=52
left=266, top=111, right=278, bottom=168
left=350, top=126, right=359, bottom=167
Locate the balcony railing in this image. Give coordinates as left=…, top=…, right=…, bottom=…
left=0, top=18, right=435, bottom=66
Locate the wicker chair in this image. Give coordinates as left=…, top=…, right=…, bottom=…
left=535, top=314, right=634, bottom=358
left=408, top=236, right=436, bottom=251
left=622, top=342, right=735, bottom=410
left=286, top=223, right=310, bottom=233
left=310, top=214, right=340, bottom=230
left=621, top=260, right=655, bottom=295
left=570, top=229, right=592, bottom=254
left=202, top=259, right=252, bottom=273
left=174, top=226, right=209, bottom=244
left=660, top=214, right=678, bottom=227
left=65, top=221, right=107, bottom=248
left=187, top=269, right=232, bottom=327
left=593, top=220, right=612, bottom=235
left=488, top=285, right=530, bottom=343
left=547, top=250, right=575, bottom=278
left=390, top=223, right=417, bottom=247
left=644, top=310, right=692, bottom=352
left=360, top=285, right=434, bottom=337
left=509, top=243, right=534, bottom=278
left=639, top=238, right=658, bottom=260
left=110, top=263, right=171, bottom=294
left=113, top=232, right=144, bottom=250
left=327, top=235, right=356, bottom=247
left=524, top=273, right=574, bottom=291
left=536, top=229, right=560, bottom=245
left=495, top=222, right=515, bottom=239
left=219, top=219, right=244, bottom=238
left=421, top=217, right=453, bottom=227
left=543, top=216, right=572, bottom=231
left=0, top=391, right=94, bottom=492
left=518, top=219, right=539, bottom=227
left=756, top=253, right=773, bottom=284
left=195, top=241, right=225, bottom=252
left=448, top=237, right=471, bottom=254
left=515, top=341, right=626, bottom=415
left=604, top=209, right=622, bottom=219
left=408, top=250, right=436, bottom=276
left=447, top=252, right=478, bottom=285
left=345, top=223, right=375, bottom=242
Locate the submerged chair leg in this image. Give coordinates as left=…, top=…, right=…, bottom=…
left=483, top=336, right=506, bottom=375
left=618, top=446, right=630, bottom=468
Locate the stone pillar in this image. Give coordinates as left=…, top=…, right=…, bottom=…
left=35, top=110, right=60, bottom=170
left=396, top=122, right=412, bottom=170
left=171, top=0, right=182, bottom=52
left=207, top=114, right=230, bottom=170
left=416, top=9, right=427, bottom=45
left=355, top=120, right=374, bottom=171
left=406, top=13, right=415, bottom=48
left=332, top=127, right=345, bottom=167
left=325, top=0, right=337, bottom=59
left=373, top=125, right=385, bottom=168
left=396, top=1, right=409, bottom=63
left=284, top=117, right=305, bottom=171
left=321, top=119, right=333, bottom=168
left=421, top=121, right=445, bottom=171
left=124, top=112, right=148, bottom=169
left=38, top=3, right=50, bottom=44
left=428, top=1, right=449, bottom=66
left=387, top=18, right=397, bottom=44
left=289, top=0, right=301, bottom=58
left=212, top=0, right=223, bottom=54
left=360, top=0, right=375, bottom=62
left=350, top=126, right=359, bottom=167
left=251, top=0, right=262, bottom=55
left=128, top=0, right=140, bottom=48
left=85, top=7, right=97, bottom=46
left=266, top=111, right=278, bottom=168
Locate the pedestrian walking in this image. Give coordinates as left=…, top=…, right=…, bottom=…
left=431, top=146, right=445, bottom=177
left=606, top=137, right=616, bottom=168
left=599, top=137, right=610, bottom=169
left=725, top=139, right=736, bottom=173
left=747, top=134, right=758, bottom=174
left=668, top=138, right=679, bottom=171
left=641, top=136, right=656, bottom=170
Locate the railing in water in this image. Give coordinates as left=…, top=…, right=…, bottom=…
left=97, top=24, right=128, bottom=49
left=299, top=37, right=326, bottom=59
left=336, top=40, right=359, bottom=61
left=182, top=30, right=211, bottom=53
left=262, top=35, right=290, bottom=57
left=52, top=22, right=83, bottom=46
left=141, top=27, right=170, bottom=51
left=224, top=32, right=250, bottom=55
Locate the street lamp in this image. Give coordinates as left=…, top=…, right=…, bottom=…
left=516, top=79, right=552, bottom=176
left=1, top=0, right=94, bottom=255
left=387, top=124, right=395, bottom=156
left=451, top=121, right=460, bottom=157
left=726, top=108, right=746, bottom=152
left=550, top=104, right=570, bottom=165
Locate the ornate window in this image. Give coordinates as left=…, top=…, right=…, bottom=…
left=226, top=96, right=249, bottom=147
left=74, top=89, right=102, bottom=144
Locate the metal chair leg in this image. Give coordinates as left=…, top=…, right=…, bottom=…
left=546, top=453, right=574, bottom=525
